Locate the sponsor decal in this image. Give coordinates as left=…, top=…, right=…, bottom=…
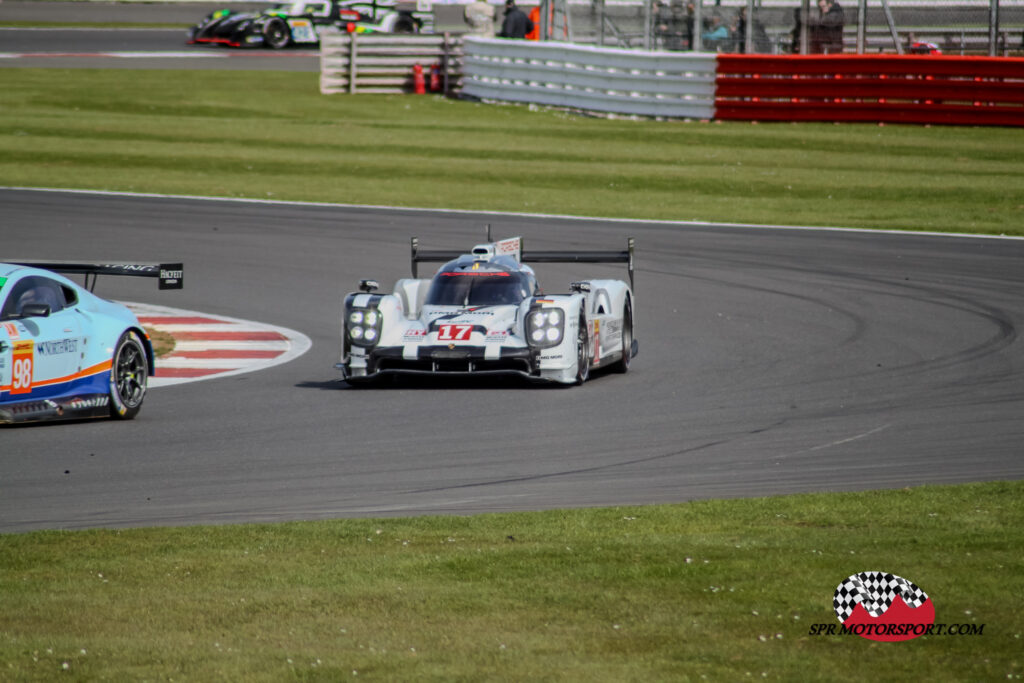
left=403, top=328, right=428, bottom=342
left=3, top=322, right=21, bottom=339
left=160, top=268, right=183, bottom=281
left=438, top=324, right=473, bottom=342
left=806, top=571, right=987, bottom=641
left=540, top=354, right=563, bottom=360
left=36, top=338, right=78, bottom=356
left=535, top=299, right=555, bottom=304
left=440, top=272, right=510, bottom=278
left=593, top=319, right=601, bottom=365
left=485, top=330, right=510, bottom=343
left=103, top=264, right=156, bottom=273
left=494, top=237, right=522, bottom=260
left=0, top=276, right=6, bottom=290
left=11, top=341, right=34, bottom=395
left=66, top=396, right=109, bottom=410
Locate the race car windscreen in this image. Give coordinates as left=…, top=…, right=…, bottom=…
left=425, top=270, right=530, bottom=306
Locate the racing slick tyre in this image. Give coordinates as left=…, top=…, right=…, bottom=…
left=109, top=331, right=148, bottom=420
left=263, top=18, right=292, bottom=48
left=575, top=313, right=590, bottom=385
left=613, top=298, right=632, bottom=373
left=393, top=14, right=419, bottom=33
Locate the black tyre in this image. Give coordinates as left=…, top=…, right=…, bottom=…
left=613, top=299, right=632, bottom=373
left=263, top=17, right=291, bottom=49
left=575, top=313, right=590, bottom=385
left=393, top=14, right=418, bottom=33
left=109, top=331, right=148, bottom=420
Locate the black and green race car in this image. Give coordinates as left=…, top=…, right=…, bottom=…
left=187, top=0, right=426, bottom=48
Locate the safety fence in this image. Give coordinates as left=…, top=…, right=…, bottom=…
left=461, top=37, right=717, bottom=118
left=457, top=37, right=1024, bottom=125
left=320, top=31, right=462, bottom=94
left=320, top=35, right=1024, bottom=126
left=716, top=54, right=1024, bottom=126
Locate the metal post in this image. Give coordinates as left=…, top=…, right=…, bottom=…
left=799, top=0, right=809, bottom=54
left=856, top=0, right=866, bottom=54
left=880, top=0, right=903, bottom=54
left=540, top=0, right=550, bottom=40
left=989, top=0, right=999, bottom=57
left=348, top=32, right=357, bottom=94
left=644, top=0, right=652, bottom=51
left=597, top=0, right=605, bottom=46
left=692, top=0, right=703, bottom=51
left=442, top=32, right=450, bottom=95
left=745, top=0, right=754, bottom=53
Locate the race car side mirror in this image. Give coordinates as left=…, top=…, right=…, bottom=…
left=570, top=281, right=591, bottom=293
left=359, top=279, right=380, bottom=293
left=20, top=303, right=51, bottom=318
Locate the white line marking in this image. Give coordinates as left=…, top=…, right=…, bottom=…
left=795, top=424, right=892, bottom=456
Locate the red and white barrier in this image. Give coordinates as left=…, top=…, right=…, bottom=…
left=460, top=38, right=1024, bottom=126
left=716, top=55, right=1024, bottom=127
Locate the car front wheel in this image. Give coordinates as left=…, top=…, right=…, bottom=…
left=263, top=18, right=291, bottom=48
left=575, top=313, right=590, bottom=385
left=109, top=331, right=148, bottom=420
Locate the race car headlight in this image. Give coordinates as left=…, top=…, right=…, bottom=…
left=527, top=308, right=564, bottom=349
left=347, top=307, right=382, bottom=347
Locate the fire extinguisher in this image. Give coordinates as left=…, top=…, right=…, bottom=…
left=412, top=63, right=426, bottom=95
left=429, top=63, right=441, bottom=93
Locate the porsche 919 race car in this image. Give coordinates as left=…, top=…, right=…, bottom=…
left=187, top=0, right=425, bottom=49
left=0, top=261, right=183, bottom=424
left=337, top=235, right=636, bottom=385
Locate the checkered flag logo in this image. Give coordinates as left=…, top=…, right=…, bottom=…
left=833, top=571, right=930, bottom=622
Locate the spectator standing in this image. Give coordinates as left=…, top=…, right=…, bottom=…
left=498, top=0, right=533, bottom=39
left=810, top=0, right=844, bottom=54
left=654, top=0, right=686, bottom=51
left=702, top=13, right=729, bottom=51
left=789, top=7, right=802, bottom=53
left=464, top=0, right=496, bottom=37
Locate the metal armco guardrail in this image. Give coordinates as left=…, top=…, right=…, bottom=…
left=320, top=31, right=462, bottom=95
left=322, top=36, right=1024, bottom=126
left=716, top=55, right=1024, bottom=127
left=462, top=37, right=717, bottom=119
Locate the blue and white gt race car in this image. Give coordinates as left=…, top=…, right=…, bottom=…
left=338, top=235, right=636, bottom=385
left=0, top=261, right=183, bottom=424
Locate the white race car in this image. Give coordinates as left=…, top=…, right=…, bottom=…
left=337, top=234, right=636, bottom=385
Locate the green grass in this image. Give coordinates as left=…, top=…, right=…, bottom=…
left=2, top=69, right=1023, bottom=235
left=1, top=482, right=1021, bottom=681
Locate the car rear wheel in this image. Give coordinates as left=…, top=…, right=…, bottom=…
left=263, top=17, right=291, bottom=48
left=575, top=313, right=590, bottom=385
left=109, top=331, right=148, bottom=420
left=613, top=299, right=632, bottom=373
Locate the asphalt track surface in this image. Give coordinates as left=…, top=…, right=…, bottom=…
left=0, top=27, right=320, bottom=70
left=2, top=187, right=1023, bottom=532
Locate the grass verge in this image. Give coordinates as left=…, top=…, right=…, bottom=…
left=143, top=326, right=175, bottom=358
left=1, top=69, right=1022, bottom=235
left=1, top=481, right=1022, bottom=681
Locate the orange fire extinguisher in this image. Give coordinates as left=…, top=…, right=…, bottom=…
left=412, top=63, right=426, bottom=95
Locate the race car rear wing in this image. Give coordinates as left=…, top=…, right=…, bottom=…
left=11, top=261, right=184, bottom=291
left=410, top=237, right=635, bottom=290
